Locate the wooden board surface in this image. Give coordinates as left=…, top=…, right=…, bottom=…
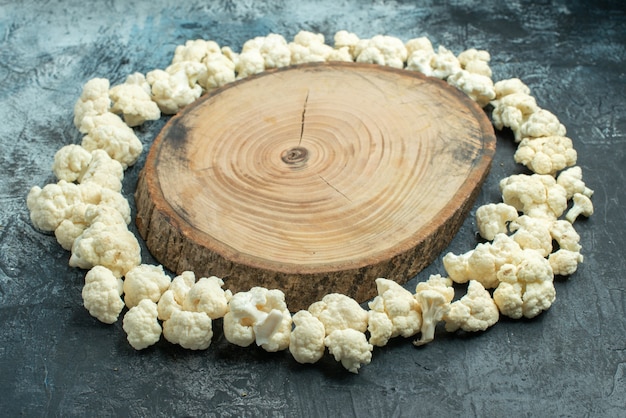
left=135, top=62, right=496, bottom=310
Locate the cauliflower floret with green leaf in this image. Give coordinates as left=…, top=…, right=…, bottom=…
left=109, top=72, right=160, bottom=127
left=80, top=112, right=143, bottom=169
left=81, top=265, right=124, bottom=324
left=324, top=328, right=373, bottom=374
left=355, top=35, right=408, bottom=69
left=457, top=48, right=492, bottom=77
left=73, top=78, right=111, bottom=130
left=289, top=310, right=326, bottom=364
left=163, top=310, right=213, bottom=350
left=493, top=249, right=555, bottom=319
left=308, top=293, right=368, bottom=335
left=413, top=274, right=455, bottom=346
left=520, top=108, right=567, bottom=139
left=444, top=280, right=499, bottom=332
left=123, top=264, right=171, bottom=308
left=500, top=173, right=568, bottom=220
left=367, top=278, right=421, bottom=346
left=223, top=287, right=292, bottom=352
left=122, top=299, right=162, bottom=350
left=514, top=136, right=577, bottom=175
left=556, top=166, right=594, bottom=200
left=476, top=202, right=519, bottom=241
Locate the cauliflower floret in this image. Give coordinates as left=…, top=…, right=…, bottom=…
left=202, top=54, right=236, bottom=90
left=444, top=280, right=499, bottom=332
left=122, top=299, right=162, bottom=350
left=520, top=108, right=567, bottom=139
left=240, top=33, right=291, bottom=71
left=367, top=278, right=421, bottom=346
left=81, top=265, right=124, bottom=324
left=79, top=149, right=124, bottom=192
left=163, top=310, right=213, bottom=350
left=109, top=72, right=161, bottom=127
left=73, top=78, right=111, bottom=129
left=549, top=249, right=584, bottom=276
left=509, top=215, right=553, bottom=257
left=235, top=49, right=266, bottom=79
left=308, top=293, right=368, bottom=335
left=80, top=112, right=143, bottom=169
left=493, top=249, right=555, bottom=319
left=326, top=46, right=353, bottom=62
left=27, top=180, right=84, bottom=231
left=493, top=78, right=531, bottom=99
left=405, top=37, right=435, bottom=75
left=550, top=219, right=582, bottom=252
left=182, top=276, right=232, bottom=319
left=289, top=310, right=326, bottom=364
left=413, top=274, right=455, bottom=346
left=69, top=220, right=141, bottom=278
left=491, top=93, right=539, bottom=140
left=146, top=67, right=203, bottom=114
left=447, top=70, right=496, bottom=107
left=430, top=46, right=462, bottom=80
left=223, top=287, right=292, bottom=352
left=476, top=202, right=519, bottom=241
left=500, top=173, right=568, bottom=220
left=324, top=328, right=373, bottom=374
left=355, top=35, right=408, bottom=69
left=289, top=30, right=335, bottom=64
left=157, top=271, right=196, bottom=321
left=565, top=193, right=594, bottom=223
left=172, top=39, right=221, bottom=64
left=334, top=30, right=361, bottom=59
left=123, top=264, right=171, bottom=308
left=457, top=48, right=492, bottom=77
left=514, top=136, right=577, bottom=175
left=52, top=144, right=92, bottom=183
left=556, top=166, right=594, bottom=200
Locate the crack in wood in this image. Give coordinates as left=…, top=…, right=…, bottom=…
left=298, top=90, right=309, bottom=146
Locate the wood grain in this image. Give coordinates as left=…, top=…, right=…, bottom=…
left=135, top=62, right=496, bottom=310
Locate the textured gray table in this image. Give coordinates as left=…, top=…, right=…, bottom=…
left=1, top=1, right=624, bottom=417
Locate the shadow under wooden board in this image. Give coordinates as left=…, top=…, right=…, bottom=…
left=135, top=62, right=496, bottom=311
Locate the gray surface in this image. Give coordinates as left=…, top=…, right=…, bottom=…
left=1, top=1, right=625, bottom=417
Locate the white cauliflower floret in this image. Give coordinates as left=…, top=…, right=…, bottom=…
left=157, top=271, right=196, bottom=321
left=81, top=265, right=124, bottom=324
left=367, top=278, right=421, bottom=346
left=122, top=299, right=162, bottom=350
left=240, top=33, right=291, bottom=71
left=203, top=54, right=236, bottom=90
left=493, top=78, right=531, bottom=99
left=491, top=93, right=539, bottom=140
left=172, top=39, right=221, bottom=64
left=520, top=108, right=567, bottom=139
left=73, top=78, right=111, bottom=129
left=52, top=144, right=92, bottom=182
left=447, top=70, right=496, bottom=107
left=556, top=166, right=594, bottom=199
left=430, top=46, right=462, bottom=80
left=163, top=310, right=213, bottom=350
left=565, top=193, right=594, bottom=223
left=443, top=233, right=524, bottom=289
left=549, top=249, right=584, bottom=276
left=514, top=136, right=577, bottom=175
left=79, top=149, right=124, bottom=192
left=475, top=202, right=519, bottom=241
left=289, top=30, right=334, bottom=64
left=235, top=49, right=266, bottom=79
left=334, top=30, right=361, bottom=59
left=493, top=249, right=555, bottom=319
left=500, top=173, right=568, bottom=220
left=444, top=280, right=499, bottom=332
left=550, top=219, right=582, bottom=252
left=146, top=67, right=203, bottom=114
left=289, top=310, right=326, bottom=364
left=69, top=220, right=141, bottom=278
left=509, top=215, right=553, bottom=257
left=109, top=72, right=161, bottom=127
left=326, top=46, right=353, bottom=62
left=457, top=48, right=492, bottom=77
left=324, top=328, right=373, bottom=374
left=355, top=35, right=408, bottom=69
left=182, top=276, right=232, bottom=319
left=223, top=287, right=292, bottom=352
left=80, top=112, right=143, bottom=169
left=308, top=293, right=368, bottom=335
left=27, top=180, right=84, bottom=232
left=413, top=274, right=455, bottom=346
left=405, top=37, right=435, bottom=75
left=123, top=264, right=171, bottom=309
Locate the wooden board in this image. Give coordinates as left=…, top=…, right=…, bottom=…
left=135, top=62, right=496, bottom=311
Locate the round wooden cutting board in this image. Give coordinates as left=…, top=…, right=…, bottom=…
left=135, top=62, right=496, bottom=311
